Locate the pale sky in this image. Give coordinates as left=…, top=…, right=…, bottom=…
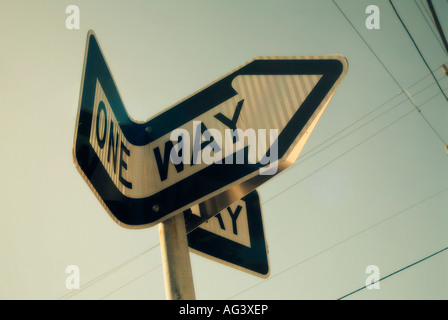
left=0, top=0, right=447, bottom=300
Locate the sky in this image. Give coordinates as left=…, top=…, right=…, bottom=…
left=0, top=0, right=447, bottom=300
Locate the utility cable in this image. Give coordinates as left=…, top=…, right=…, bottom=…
left=390, top=0, right=448, bottom=101
left=228, top=185, right=448, bottom=300
left=333, top=0, right=447, bottom=146
left=263, top=87, right=446, bottom=207
left=415, top=0, right=447, bottom=53
left=338, top=245, right=448, bottom=299
left=100, top=264, right=162, bottom=300
left=58, top=243, right=160, bottom=300
left=426, top=0, right=448, bottom=55
left=293, top=74, right=447, bottom=170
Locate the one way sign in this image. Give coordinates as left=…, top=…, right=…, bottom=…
left=73, top=31, right=347, bottom=228
left=187, top=190, right=269, bottom=278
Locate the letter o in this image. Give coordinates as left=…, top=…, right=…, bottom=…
left=96, top=101, right=107, bottom=149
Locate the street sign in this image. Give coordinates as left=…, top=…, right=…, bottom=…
left=73, top=31, right=348, bottom=228
left=187, top=190, right=269, bottom=278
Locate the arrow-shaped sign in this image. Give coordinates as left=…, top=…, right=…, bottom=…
left=73, top=31, right=348, bottom=228
left=187, top=190, right=269, bottom=278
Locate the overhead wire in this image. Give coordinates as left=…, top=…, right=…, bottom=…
left=425, top=0, right=448, bottom=55
left=292, top=72, right=447, bottom=170
left=389, top=0, right=448, bottom=102
left=415, top=0, right=447, bottom=53
left=263, top=85, right=447, bottom=206
left=258, top=65, right=447, bottom=205
left=58, top=243, right=160, bottom=300
left=228, top=185, right=448, bottom=300
left=338, top=245, right=448, bottom=300
left=100, top=264, right=162, bottom=300
left=333, top=0, right=447, bottom=147
left=389, top=0, right=448, bottom=147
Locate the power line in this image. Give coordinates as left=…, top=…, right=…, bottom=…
left=426, top=0, right=448, bottom=55
left=389, top=0, right=448, bottom=146
left=415, top=0, right=447, bottom=53
left=338, top=245, right=448, bottom=300
left=58, top=243, right=160, bottom=300
left=262, top=68, right=446, bottom=200
left=100, top=264, right=162, bottom=300
left=390, top=0, right=448, bottom=102
left=228, top=185, right=448, bottom=300
left=263, top=87, right=446, bottom=207
left=292, top=73, right=447, bottom=170
left=333, top=0, right=447, bottom=146
left=331, top=0, right=399, bottom=88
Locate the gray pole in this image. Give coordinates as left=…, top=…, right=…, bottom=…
left=159, top=212, right=196, bottom=300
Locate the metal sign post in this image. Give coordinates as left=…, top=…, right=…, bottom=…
left=159, top=213, right=196, bottom=300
